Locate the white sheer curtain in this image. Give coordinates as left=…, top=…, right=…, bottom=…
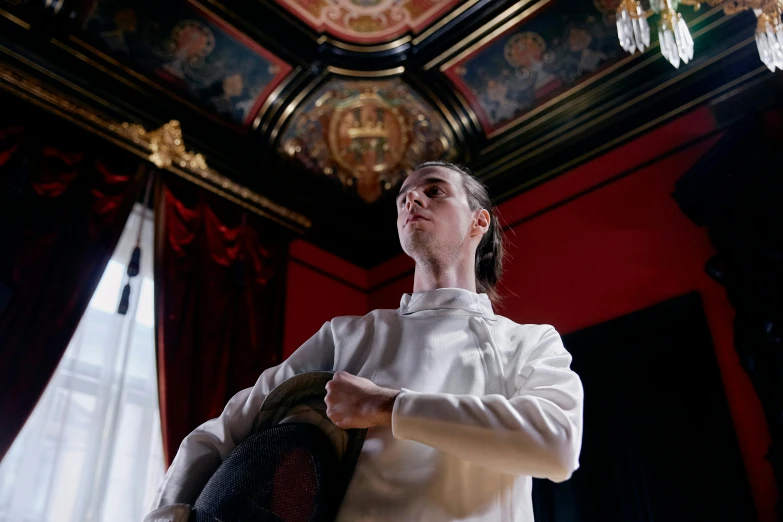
left=0, top=204, right=164, bottom=522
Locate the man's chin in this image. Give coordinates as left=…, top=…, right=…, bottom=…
left=400, top=232, right=435, bottom=256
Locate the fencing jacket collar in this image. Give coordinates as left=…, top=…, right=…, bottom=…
left=399, top=287, right=496, bottom=319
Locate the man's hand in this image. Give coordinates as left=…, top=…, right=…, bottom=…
left=325, top=371, right=400, bottom=429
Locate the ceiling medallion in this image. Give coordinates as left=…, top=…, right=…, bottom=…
left=616, top=0, right=783, bottom=71
left=281, top=79, right=454, bottom=203
left=328, top=94, right=410, bottom=192
left=275, top=0, right=462, bottom=44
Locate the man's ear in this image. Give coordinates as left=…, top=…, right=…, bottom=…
left=471, top=209, right=491, bottom=238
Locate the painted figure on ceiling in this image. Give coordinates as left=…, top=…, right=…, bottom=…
left=556, top=18, right=616, bottom=85
left=81, top=1, right=290, bottom=127
left=444, top=1, right=625, bottom=134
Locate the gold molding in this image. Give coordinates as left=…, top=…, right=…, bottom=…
left=323, top=35, right=411, bottom=53
left=452, top=88, right=482, bottom=134
left=439, top=0, right=547, bottom=72
left=0, top=43, right=123, bottom=113
left=269, top=72, right=326, bottom=144
left=424, top=0, right=537, bottom=70
left=0, top=8, right=30, bottom=29
left=406, top=75, right=464, bottom=147
left=50, top=38, right=149, bottom=94
left=479, top=36, right=758, bottom=180
left=325, top=65, right=405, bottom=77
left=252, top=65, right=302, bottom=131
left=419, top=84, right=460, bottom=151
left=65, top=37, right=240, bottom=130
left=412, top=0, right=483, bottom=45
left=0, top=60, right=311, bottom=231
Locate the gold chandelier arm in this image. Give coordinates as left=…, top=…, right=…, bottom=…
left=617, top=0, right=654, bottom=18
left=722, top=0, right=765, bottom=14
left=679, top=0, right=766, bottom=14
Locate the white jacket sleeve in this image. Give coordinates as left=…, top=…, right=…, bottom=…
left=145, top=321, right=335, bottom=519
left=391, top=326, right=583, bottom=482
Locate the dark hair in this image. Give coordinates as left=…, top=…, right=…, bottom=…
left=415, top=161, right=505, bottom=305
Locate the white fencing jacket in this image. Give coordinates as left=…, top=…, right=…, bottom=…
left=144, top=288, right=584, bottom=522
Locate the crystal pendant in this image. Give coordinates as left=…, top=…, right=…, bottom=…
left=616, top=0, right=651, bottom=54
left=649, top=0, right=679, bottom=14
left=755, top=5, right=783, bottom=72
left=658, top=7, right=694, bottom=68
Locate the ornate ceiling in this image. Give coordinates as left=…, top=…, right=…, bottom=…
left=280, top=78, right=455, bottom=202
left=275, top=0, right=463, bottom=44
left=0, top=0, right=780, bottom=266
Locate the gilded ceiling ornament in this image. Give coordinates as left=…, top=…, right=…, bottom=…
left=281, top=79, right=454, bottom=203
left=138, top=120, right=208, bottom=171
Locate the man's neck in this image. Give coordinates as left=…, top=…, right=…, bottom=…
left=412, top=256, right=477, bottom=294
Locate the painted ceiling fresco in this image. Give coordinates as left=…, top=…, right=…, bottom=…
left=275, top=0, right=462, bottom=44
left=82, top=0, right=292, bottom=127
left=281, top=79, right=454, bottom=203
left=444, top=0, right=624, bottom=137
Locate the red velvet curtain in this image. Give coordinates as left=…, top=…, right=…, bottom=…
left=155, top=176, right=289, bottom=465
left=0, top=105, right=147, bottom=461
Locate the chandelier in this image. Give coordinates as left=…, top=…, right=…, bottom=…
left=616, top=0, right=783, bottom=71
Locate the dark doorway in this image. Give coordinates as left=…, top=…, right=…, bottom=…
left=533, top=293, right=757, bottom=522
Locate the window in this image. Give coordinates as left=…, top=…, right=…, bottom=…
left=0, top=205, right=164, bottom=522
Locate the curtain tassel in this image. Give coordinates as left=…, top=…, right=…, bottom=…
left=117, top=172, right=154, bottom=315
left=117, top=282, right=132, bottom=315
left=127, top=245, right=141, bottom=277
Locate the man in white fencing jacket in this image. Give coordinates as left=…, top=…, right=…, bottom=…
left=144, top=161, right=584, bottom=522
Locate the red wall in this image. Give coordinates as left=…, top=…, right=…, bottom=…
left=283, top=241, right=368, bottom=358
left=283, top=106, right=775, bottom=521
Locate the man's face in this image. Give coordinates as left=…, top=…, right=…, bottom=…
left=396, top=166, right=477, bottom=261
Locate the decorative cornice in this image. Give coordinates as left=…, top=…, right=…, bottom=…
left=0, top=7, right=30, bottom=29
left=411, top=0, right=483, bottom=45
left=326, top=66, right=405, bottom=77
left=0, top=60, right=312, bottom=232
left=321, top=35, right=412, bottom=53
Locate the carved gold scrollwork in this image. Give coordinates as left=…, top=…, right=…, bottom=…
left=113, top=120, right=311, bottom=230
left=0, top=60, right=311, bottom=231
left=119, top=120, right=209, bottom=172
